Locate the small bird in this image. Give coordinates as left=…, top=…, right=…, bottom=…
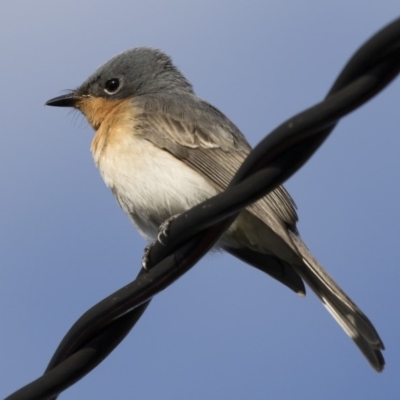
left=46, top=47, right=384, bottom=371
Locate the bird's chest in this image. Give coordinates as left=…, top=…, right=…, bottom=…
left=91, top=123, right=218, bottom=240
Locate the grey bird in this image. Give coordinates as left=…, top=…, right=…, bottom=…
left=46, top=47, right=384, bottom=371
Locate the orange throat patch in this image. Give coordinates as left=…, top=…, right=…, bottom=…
left=76, top=96, right=137, bottom=164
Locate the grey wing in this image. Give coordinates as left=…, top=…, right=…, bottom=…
left=133, top=94, right=298, bottom=231
left=133, top=94, right=304, bottom=293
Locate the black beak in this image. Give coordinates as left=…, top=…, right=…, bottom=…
left=45, top=93, right=80, bottom=107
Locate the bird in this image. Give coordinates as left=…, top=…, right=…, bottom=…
left=46, top=47, right=384, bottom=371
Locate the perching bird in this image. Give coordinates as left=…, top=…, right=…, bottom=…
left=46, top=47, right=384, bottom=371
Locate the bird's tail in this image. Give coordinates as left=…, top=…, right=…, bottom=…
left=288, top=230, right=385, bottom=371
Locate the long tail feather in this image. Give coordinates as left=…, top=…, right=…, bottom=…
left=288, top=231, right=384, bottom=371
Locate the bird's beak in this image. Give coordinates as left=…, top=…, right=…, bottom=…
left=45, top=92, right=81, bottom=108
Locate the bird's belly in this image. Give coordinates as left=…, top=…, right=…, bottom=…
left=93, top=128, right=285, bottom=256
left=96, top=135, right=219, bottom=241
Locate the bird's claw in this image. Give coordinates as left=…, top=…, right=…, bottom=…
left=157, top=214, right=179, bottom=245
left=141, top=242, right=155, bottom=270
left=143, top=215, right=179, bottom=269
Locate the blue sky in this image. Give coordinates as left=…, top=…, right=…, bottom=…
left=1, top=1, right=400, bottom=399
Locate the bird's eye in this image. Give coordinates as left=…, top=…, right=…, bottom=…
left=104, top=79, right=120, bottom=94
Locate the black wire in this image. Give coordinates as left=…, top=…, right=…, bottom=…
left=5, top=16, right=400, bottom=400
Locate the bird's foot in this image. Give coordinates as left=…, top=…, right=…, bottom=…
left=141, top=242, right=155, bottom=270
left=142, top=215, right=179, bottom=269
left=157, top=214, right=179, bottom=245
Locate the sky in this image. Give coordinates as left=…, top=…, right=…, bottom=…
left=1, top=1, right=400, bottom=399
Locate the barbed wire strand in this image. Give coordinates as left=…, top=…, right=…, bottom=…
left=6, top=16, right=400, bottom=400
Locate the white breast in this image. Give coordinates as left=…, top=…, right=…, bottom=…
left=94, top=127, right=219, bottom=241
